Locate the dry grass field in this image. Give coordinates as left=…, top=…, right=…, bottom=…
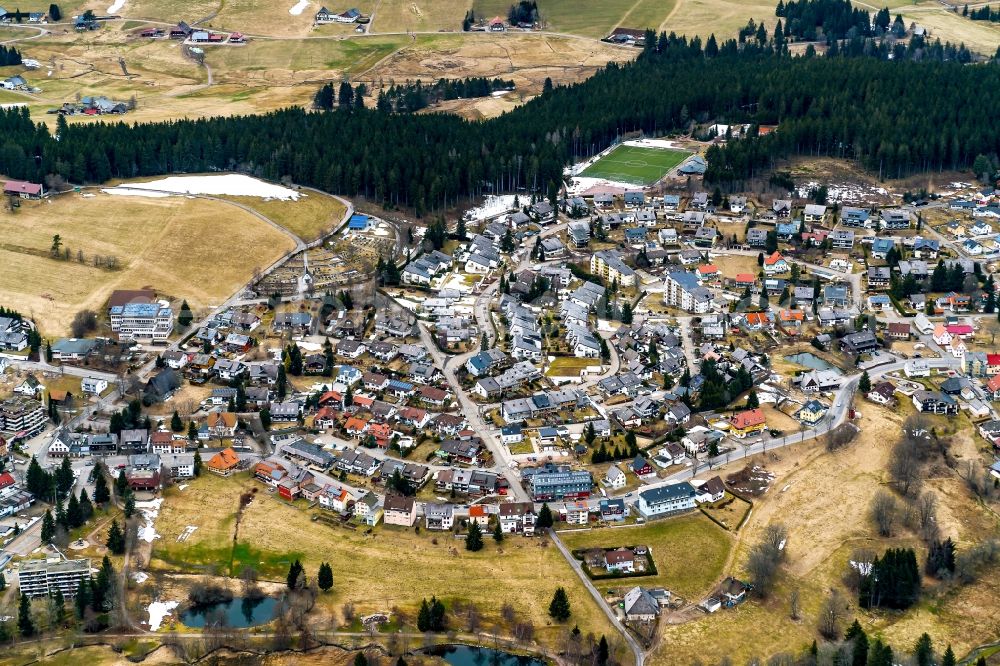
left=644, top=402, right=1000, bottom=665
left=473, top=0, right=676, bottom=38
left=149, top=472, right=616, bottom=650
left=665, top=0, right=777, bottom=40
left=0, top=192, right=294, bottom=336
left=371, top=0, right=468, bottom=34
left=558, top=514, right=733, bottom=600
left=217, top=190, right=348, bottom=241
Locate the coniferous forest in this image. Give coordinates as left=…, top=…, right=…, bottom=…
left=0, top=29, right=999, bottom=213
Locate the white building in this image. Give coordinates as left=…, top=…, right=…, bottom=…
left=664, top=272, right=713, bottom=314
left=637, top=482, right=697, bottom=518
left=109, top=302, right=174, bottom=342
left=603, top=464, right=626, bottom=489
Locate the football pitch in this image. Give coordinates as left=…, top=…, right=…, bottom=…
left=579, top=144, right=690, bottom=186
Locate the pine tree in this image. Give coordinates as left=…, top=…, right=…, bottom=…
left=417, top=598, right=432, bottom=631
left=914, top=633, right=933, bottom=666
left=40, top=509, right=55, bottom=544
left=51, top=587, right=66, bottom=627
left=941, top=646, right=956, bottom=666
left=79, top=488, right=93, bottom=522
left=317, top=562, right=334, bottom=592
left=548, top=587, right=571, bottom=621
left=259, top=408, right=272, bottom=430
left=74, top=579, right=91, bottom=618
left=171, top=410, right=183, bottom=432
left=94, top=468, right=110, bottom=504
left=465, top=520, right=484, bottom=551
left=18, top=593, right=34, bottom=637
left=536, top=503, right=553, bottom=529
left=106, top=519, right=125, bottom=554
left=597, top=635, right=609, bottom=666
left=492, top=520, right=504, bottom=543
left=0, top=572, right=6, bottom=591
left=286, top=559, right=304, bottom=590
left=746, top=390, right=759, bottom=409
left=124, top=492, right=135, bottom=519
left=846, top=620, right=868, bottom=666
left=187, top=420, right=199, bottom=441
left=114, top=469, right=128, bottom=497
left=66, top=492, right=82, bottom=528
left=859, top=370, right=871, bottom=393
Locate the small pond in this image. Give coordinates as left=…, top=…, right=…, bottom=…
left=180, top=596, right=277, bottom=628
left=783, top=352, right=836, bottom=371
left=423, top=645, right=547, bottom=666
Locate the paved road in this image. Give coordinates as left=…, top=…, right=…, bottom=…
left=548, top=527, right=645, bottom=666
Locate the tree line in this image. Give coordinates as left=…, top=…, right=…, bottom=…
left=0, top=27, right=994, bottom=211
left=0, top=45, right=22, bottom=66
left=374, top=77, right=516, bottom=113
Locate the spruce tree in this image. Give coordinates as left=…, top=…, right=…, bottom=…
left=942, top=646, right=956, bottom=666
left=318, top=562, right=333, bottom=592
left=465, top=520, right=484, bottom=551
left=536, top=503, right=553, bottom=529
left=115, top=469, right=128, bottom=497
left=79, top=488, right=93, bottom=522
left=492, top=520, right=504, bottom=544
left=170, top=410, right=183, bottom=432
left=94, top=468, right=110, bottom=504
left=106, top=519, right=125, bottom=554
left=17, top=593, right=34, bottom=637
left=859, top=370, right=871, bottom=394
left=548, top=587, right=571, bottom=621
left=914, top=633, right=933, bottom=666
left=40, top=509, right=55, bottom=544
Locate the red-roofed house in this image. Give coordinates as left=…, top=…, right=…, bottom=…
left=734, top=273, right=756, bottom=287
left=946, top=323, right=974, bottom=338
left=987, top=354, right=1000, bottom=375
left=730, top=408, right=766, bottom=438
left=763, top=252, right=789, bottom=275
left=987, top=374, right=1000, bottom=400
left=744, top=312, right=771, bottom=330
left=314, top=406, right=339, bottom=429
left=367, top=422, right=393, bottom=447
left=318, top=390, right=344, bottom=409
left=697, top=264, right=720, bottom=279
left=345, top=416, right=369, bottom=436
left=0, top=471, right=16, bottom=497
left=4, top=180, right=43, bottom=199
left=489, top=15, right=505, bottom=30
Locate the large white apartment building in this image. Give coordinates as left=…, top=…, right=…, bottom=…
left=664, top=271, right=713, bottom=314
left=109, top=302, right=174, bottom=342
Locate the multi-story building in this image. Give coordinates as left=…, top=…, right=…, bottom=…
left=18, top=558, right=91, bottom=598
left=0, top=396, right=46, bottom=437
left=637, top=482, right=697, bottom=518
left=664, top=271, right=713, bottom=314
left=525, top=465, right=592, bottom=501
left=109, top=302, right=174, bottom=342
left=590, top=250, right=636, bottom=287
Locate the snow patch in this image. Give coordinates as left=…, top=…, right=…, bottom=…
left=623, top=138, right=681, bottom=150
left=135, top=498, right=163, bottom=543
left=103, top=174, right=301, bottom=200
left=289, top=0, right=310, bottom=15
left=146, top=600, right=178, bottom=631
left=133, top=571, right=149, bottom=584
left=107, top=0, right=125, bottom=13
left=462, top=194, right=517, bottom=222
left=102, top=187, right=170, bottom=198
left=850, top=560, right=873, bottom=576
left=177, top=483, right=188, bottom=490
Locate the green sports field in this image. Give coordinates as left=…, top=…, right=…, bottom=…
left=579, top=144, right=690, bottom=186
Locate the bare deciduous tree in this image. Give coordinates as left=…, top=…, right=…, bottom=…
left=889, top=437, right=922, bottom=497
left=817, top=590, right=846, bottom=639
left=871, top=489, right=899, bottom=537
left=789, top=588, right=800, bottom=621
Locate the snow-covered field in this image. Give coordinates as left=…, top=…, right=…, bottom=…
left=107, top=0, right=125, bottom=13
left=102, top=174, right=301, bottom=200
left=146, top=600, right=178, bottom=630
left=795, top=180, right=892, bottom=204
left=623, top=138, right=681, bottom=150
left=135, top=498, right=163, bottom=543
left=289, top=0, right=310, bottom=15
left=463, top=194, right=517, bottom=222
